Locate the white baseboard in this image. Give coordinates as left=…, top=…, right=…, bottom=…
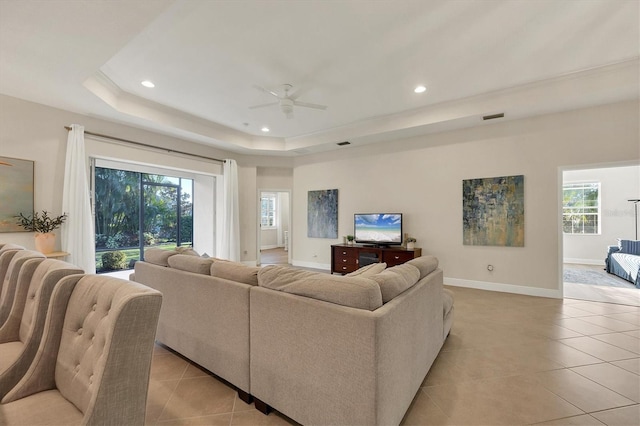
left=444, top=277, right=563, bottom=299
left=291, top=260, right=331, bottom=271
left=563, top=258, right=605, bottom=266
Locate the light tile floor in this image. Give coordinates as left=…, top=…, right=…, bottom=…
left=145, top=286, right=640, bottom=425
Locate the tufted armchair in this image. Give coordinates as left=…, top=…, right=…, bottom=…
left=0, top=259, right=83, bottom=397
left=0, top=250, right=46, bottom=328
left=0, top=245, right=25, bottom=297
left=0, top=274, right=162, bottom=425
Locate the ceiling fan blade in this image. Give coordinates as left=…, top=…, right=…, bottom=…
left=248, top=102, right=279, bottom=110
left=293, top=100, right=327, bottom=110
left=288, top=86, right=310, bottom=101
left=253, top=84, right=280, bottom=98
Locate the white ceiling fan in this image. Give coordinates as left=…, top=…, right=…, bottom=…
left=249, top=84, right=327, bottom=119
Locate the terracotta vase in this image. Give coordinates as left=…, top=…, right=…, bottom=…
left=34, top=232, right=56, bottom=254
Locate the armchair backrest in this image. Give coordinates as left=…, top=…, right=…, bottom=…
left=18, top=260, right=84, bottom=343
left=0, top=250, right=45, bottom=327
left=0, top=245, right=25, bottom=296
left=54, top=275, right=162, bottom=424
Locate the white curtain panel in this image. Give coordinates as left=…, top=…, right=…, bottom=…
left=218, top=159, right=241, bottom=261
left=62, top=125, right=96, bottom=273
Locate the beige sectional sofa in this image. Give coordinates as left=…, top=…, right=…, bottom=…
left=132, top=249, right=452, bottom=425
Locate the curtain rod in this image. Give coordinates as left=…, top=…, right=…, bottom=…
left=64, top=126, right=225, bottom=164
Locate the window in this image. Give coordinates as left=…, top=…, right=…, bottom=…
left=94, top=166, right=193, bottom=272
left=261, top=193, right=277, bottom=229
left=563, top=182, right=600, bottom=234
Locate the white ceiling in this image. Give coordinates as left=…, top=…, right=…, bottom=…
left=1, top=0, right=638, bottom=156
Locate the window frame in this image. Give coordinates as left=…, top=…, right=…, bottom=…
left=562, top=181, right=601, bottom=235
left=260, top=192, right=277, bottom=230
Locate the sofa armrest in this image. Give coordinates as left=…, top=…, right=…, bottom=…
left=607, top=245, right=621, bottom=256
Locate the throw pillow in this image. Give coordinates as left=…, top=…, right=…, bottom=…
left=370, top=263, right=421, bottom=303
left=175, top=246, right=200, bottom=256
left=167, top=254, right=213, bottom=275
left=346, top=262, right=387, bottom=277
left=143, top=248, right=178, bottom=267
left=258, top=265, right=383, bottom=311
left=210, top=260, right=259, bottom=286
left=406, top=255, right=439, bottom=280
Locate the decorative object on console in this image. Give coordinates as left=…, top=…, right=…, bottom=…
left=0, top=156, right=34, bottom=233
left=406, top=237, right=417, bottom=250
left=307, top=189, right=338, bottom=238
left=462, top=175, right=524, bottom=247
left=346, top=235, right=355, bottom=245
left=16, top=210, right=68, bottom=254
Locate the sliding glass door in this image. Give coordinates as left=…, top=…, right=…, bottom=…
left=94, top=167, right=193, bottom=273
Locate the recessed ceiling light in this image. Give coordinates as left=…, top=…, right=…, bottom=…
left=261, top=127, right=270, bottom=132
left=141, top=80, right=155, bottom=88
left=414, top=85, right=426, bottom=94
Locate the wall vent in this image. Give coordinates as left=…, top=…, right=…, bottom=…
left=483, top=113, right=505, bottom=120
left=337, top=141, right=351, bottom=146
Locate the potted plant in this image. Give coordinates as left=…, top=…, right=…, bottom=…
left=406, top=237, right=417, bottom=250
left=346, top=235, right=355, bottom=245
left=16, top=210, right=67, bottom=254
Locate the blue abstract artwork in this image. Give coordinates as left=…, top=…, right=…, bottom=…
left=463, top=175, right=525, bottom=247
left=308, top=189, right=338, bottom=238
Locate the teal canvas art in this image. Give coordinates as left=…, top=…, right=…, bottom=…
left=462, top=175, right=525, bottom=247
left=308, top=189, right=338, bottom=238
left=0, top=156, right=34, bottom=232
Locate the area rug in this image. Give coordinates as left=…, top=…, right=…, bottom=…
left=563, top=265, right=636, bottom=289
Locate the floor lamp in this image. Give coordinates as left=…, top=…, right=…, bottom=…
left=630, top=199, right=640, bottom=240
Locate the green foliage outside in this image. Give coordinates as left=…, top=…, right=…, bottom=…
left=94, top=167, right=193, bottom=272
left=101, top=251, right=127, bottom=271
left=562, top=183, right=599, bottom=234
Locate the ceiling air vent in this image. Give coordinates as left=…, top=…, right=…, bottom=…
left=483, top=113, right=504, bottom=121
left=337, top=141, right=351, bottom=146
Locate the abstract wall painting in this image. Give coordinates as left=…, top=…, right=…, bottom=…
left=0, top=156, right=34, bottom=233
left=308, top=189, right=338, bottom=238
left=462, top=175, right=524, bottom=247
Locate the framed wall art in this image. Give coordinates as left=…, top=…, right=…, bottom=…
left=462, top=175, right=524, bottom=247
left=307, top=189, right=338, bottom=238
left=0, top=156, right=34, bottom=232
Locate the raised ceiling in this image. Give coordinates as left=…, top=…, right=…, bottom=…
left=1, top=0, right=638, bottom=156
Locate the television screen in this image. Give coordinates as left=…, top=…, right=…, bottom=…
left=354, top=213, right=403, bottom=245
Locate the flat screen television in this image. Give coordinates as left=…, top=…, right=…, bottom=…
left=354, top=213, right=403, bottom=246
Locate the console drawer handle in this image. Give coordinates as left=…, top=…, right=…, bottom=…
left=342, top=251, right=347, bottom=255
left=394, top=256, right=400, bottom=259
left=342, top=259, right=347, bottom=262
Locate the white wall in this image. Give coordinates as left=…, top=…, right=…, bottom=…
left=563, top=165, right=640, bottom=264
left=0, top=94, right=235, bottom=253
left=292, top=100, right=640, bottom=297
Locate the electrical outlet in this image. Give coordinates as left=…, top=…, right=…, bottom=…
left=487, top=264, right=494, bottom=272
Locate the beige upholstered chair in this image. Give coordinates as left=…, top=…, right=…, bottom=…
left=0, top=250, right=46, bottom=328
left=0, top=259, right=83, bottom=397
left=0, top=245, right=25, bottom=296
left=0, top=274, right=162, bottom=425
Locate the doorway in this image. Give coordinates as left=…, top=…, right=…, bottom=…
left=561, top=164, right=640, bottom=305
left=258, top=190, right=291, bottom=266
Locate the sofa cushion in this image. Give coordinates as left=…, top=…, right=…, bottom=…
left=167, top=254, right=213, bottom=275
left=619, top=239, right=640, bottom=256
left=0, top=243, right=24, bottom=253
left=210, top=260, right=259, bottom=286
left=143, top=248, right=178, bottom=267
left=406, top=255, right=439, bottom=280
left=258, top=266, right=383, bottom=311
left=346, top=262, right=386, bottom=277
left=370, top=263, right=421, bottom=303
